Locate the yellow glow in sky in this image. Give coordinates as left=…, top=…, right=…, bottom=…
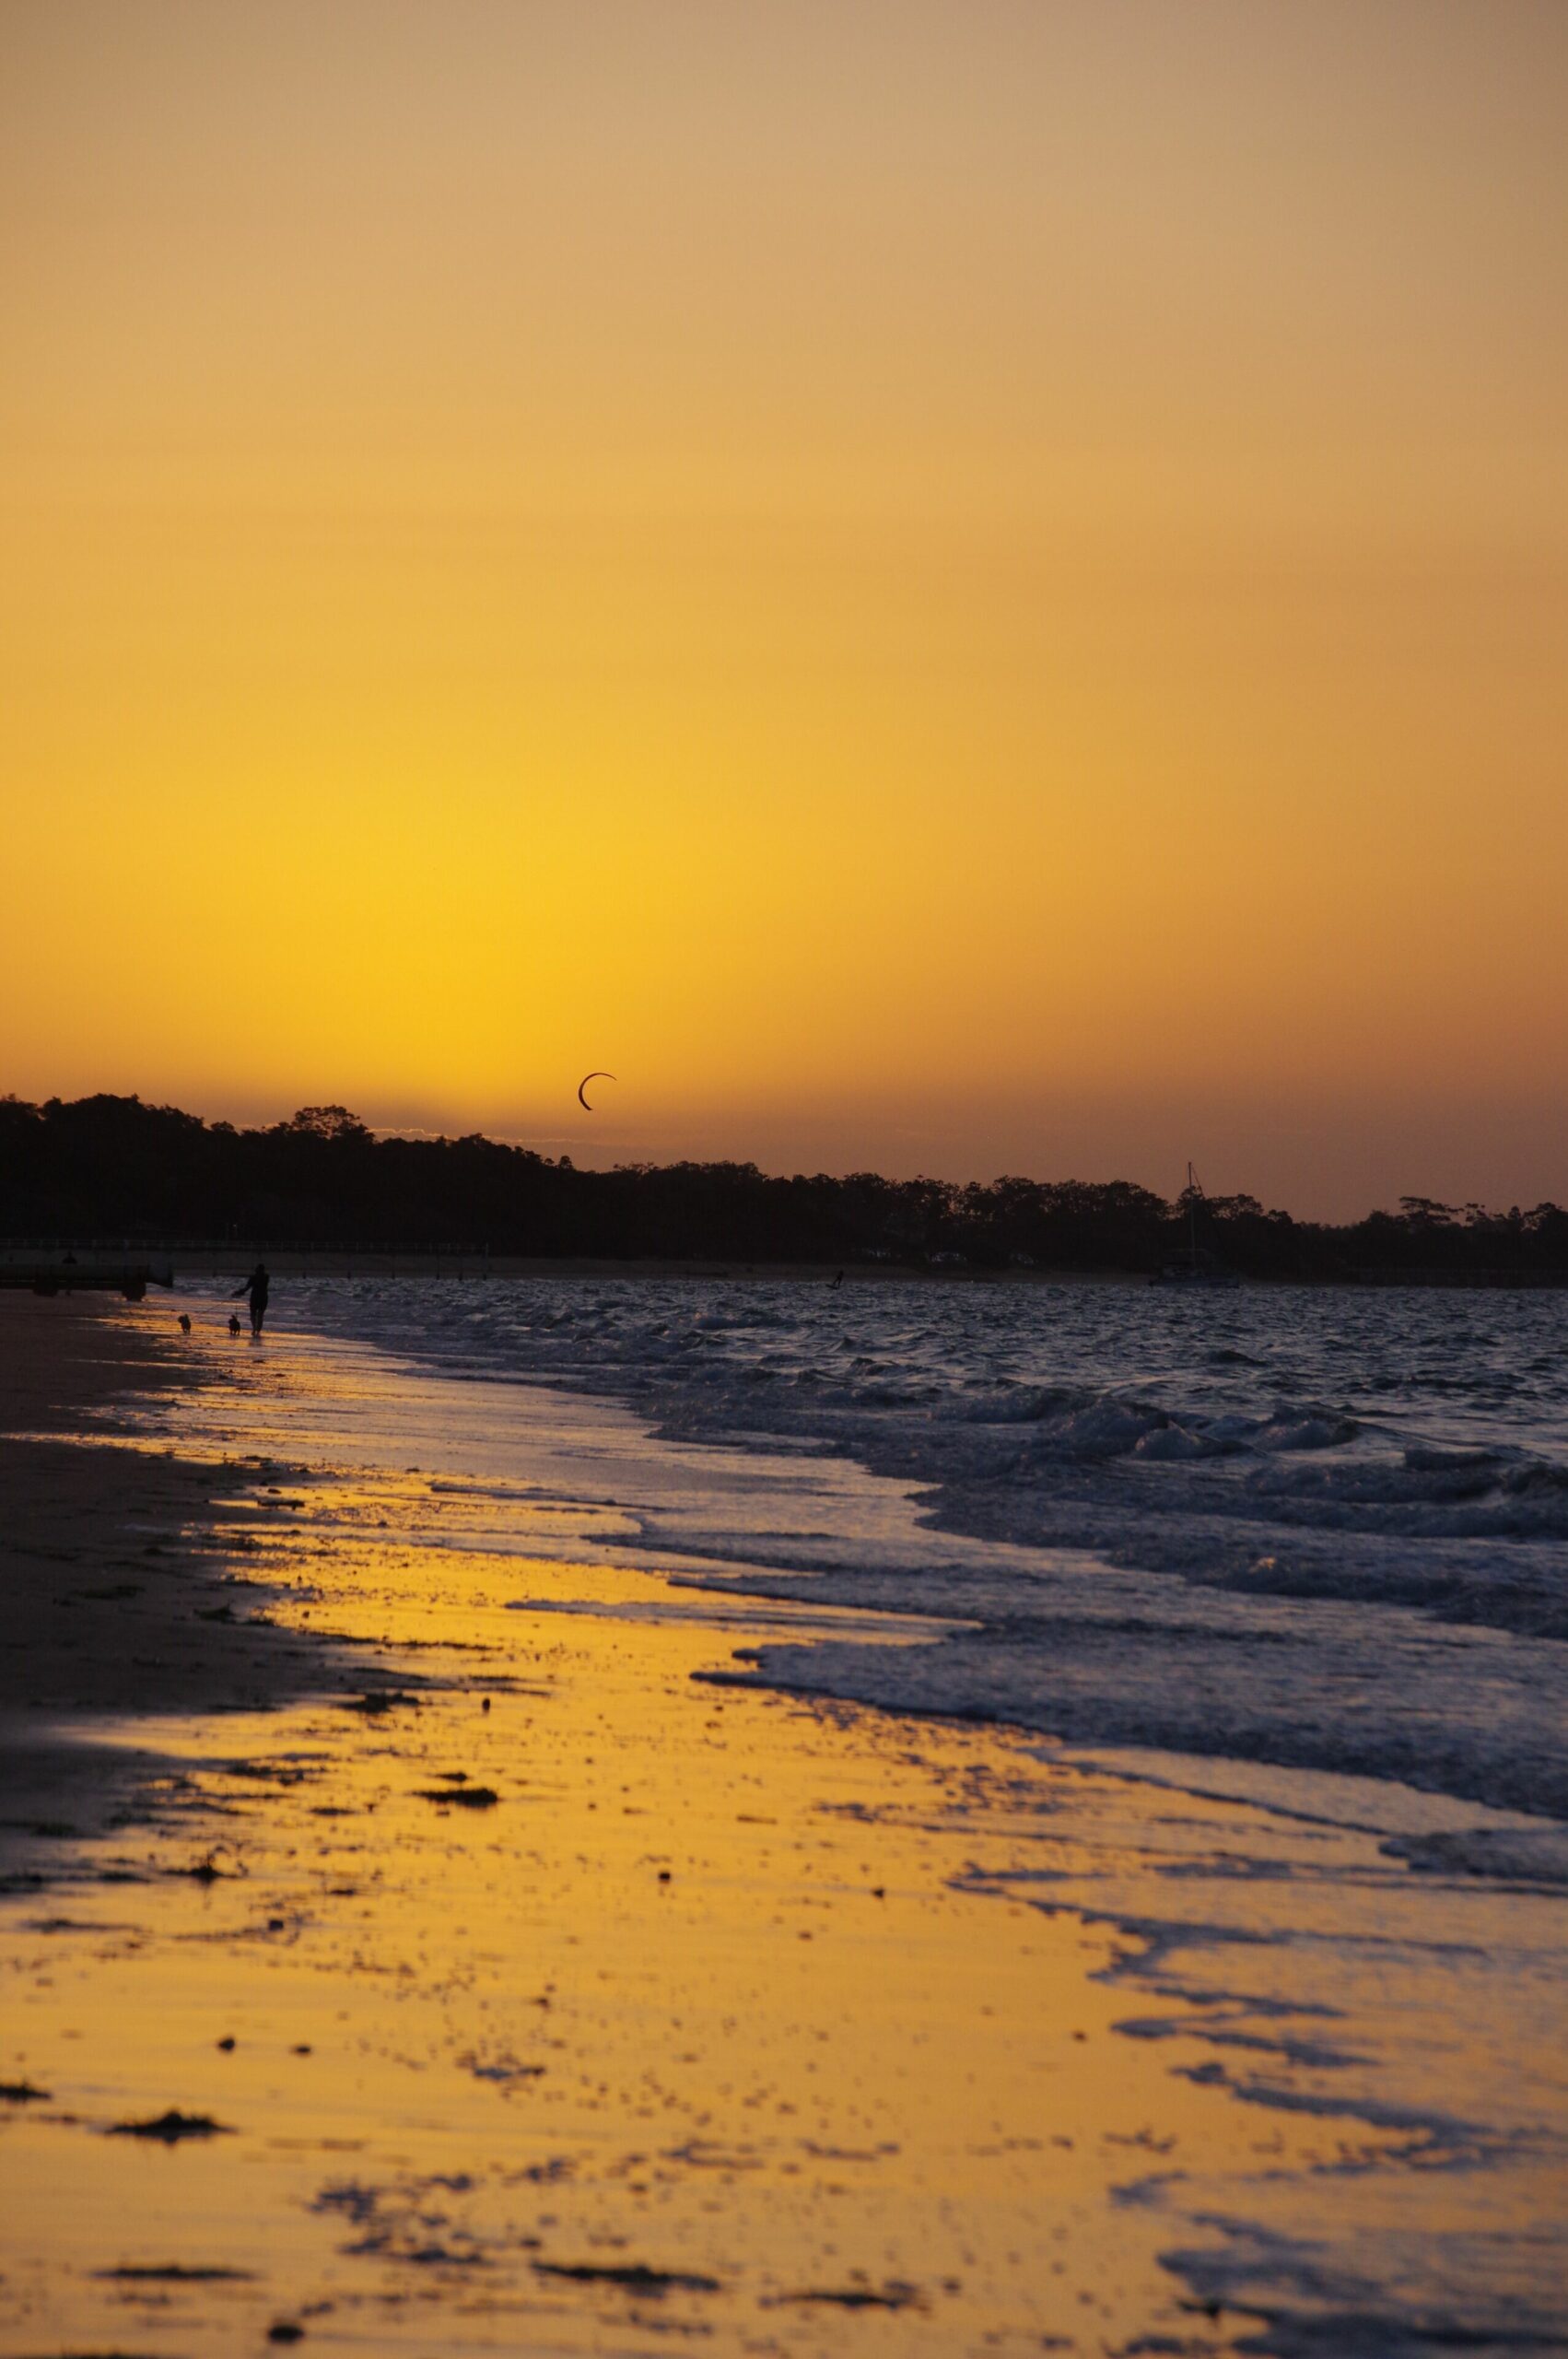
left=3, top=1, right=1564, bottom=1214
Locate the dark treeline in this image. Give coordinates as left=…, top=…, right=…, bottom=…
left=4, top=1094, right=1567, bottom=1284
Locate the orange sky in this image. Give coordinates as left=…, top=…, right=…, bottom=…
left=3, top=1, right=1564, bottom=1216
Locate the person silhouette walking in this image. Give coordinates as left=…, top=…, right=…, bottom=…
left=233, top=1261, right=271, bottom=1336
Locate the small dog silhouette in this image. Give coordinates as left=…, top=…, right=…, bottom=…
left=178, top=1312, right=192, bottom=1333
left=228, top=1313, right=242, bottom=1336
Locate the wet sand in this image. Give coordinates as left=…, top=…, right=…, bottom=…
left=1, top=1299, right=1562, bottom=2355
left=0, top=1300, right=372, bottom=1872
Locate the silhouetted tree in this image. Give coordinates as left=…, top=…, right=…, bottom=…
left=0, top=1093, right=1563, bottom=1282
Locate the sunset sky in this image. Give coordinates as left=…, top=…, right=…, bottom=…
left=4, top=1, right=1564, bottom=1216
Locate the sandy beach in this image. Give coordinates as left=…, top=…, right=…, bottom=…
left=1, top=1293, right=1562, bottom=2356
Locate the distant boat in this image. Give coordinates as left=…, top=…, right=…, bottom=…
left=1153, top=1164, right=1243, bottom=1287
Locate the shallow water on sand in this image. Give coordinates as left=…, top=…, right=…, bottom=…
left=1, top=1307, right=1564, bottom=2356
left=286, top=1274, right=1568, bottom=1825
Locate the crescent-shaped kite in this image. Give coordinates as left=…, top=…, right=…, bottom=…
left=577, top=1071, right=615, bottom=1111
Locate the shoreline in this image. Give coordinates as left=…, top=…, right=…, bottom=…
left=221, top=1266, right=1568, bottom=1831
left=4, top=1250, right=1153, bottom=1285
left=9, top=1250, right=1561, bottom=1294
left=2, top=1298, right=1563, bottom=2354
left=0, top=1298, right=1256, bottom=2353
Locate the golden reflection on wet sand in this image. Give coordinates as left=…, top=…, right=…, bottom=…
left=2, top=1314, right=1562, bottom=2355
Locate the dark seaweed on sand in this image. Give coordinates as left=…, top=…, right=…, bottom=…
left=534, top=2261, right=721, bottom=2294
left=173, top=1851, right=245, bottom=1884
left=414, top=1784, right=499, bottom=1808
left=96, top=2265, right=255, bottom=2282
left=107, top=2109, right=234, bottom=2143
left=778, top=2281, right=924, bottom=2310
left=0, top=2080, right=50, bottom=2101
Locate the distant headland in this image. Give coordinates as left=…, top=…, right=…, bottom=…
left=2, top=1096, right=1564, bottom=1286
